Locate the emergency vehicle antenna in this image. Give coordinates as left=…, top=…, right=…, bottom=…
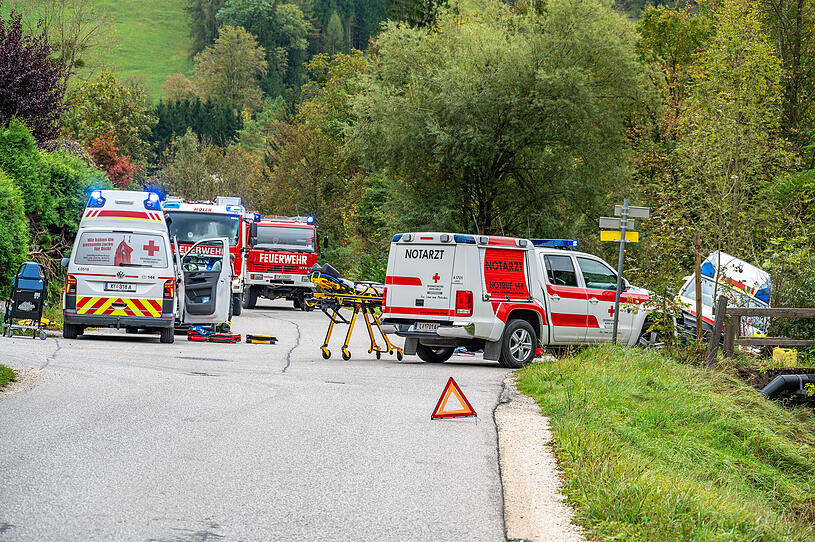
left=309, top=267, right=403, bottom=361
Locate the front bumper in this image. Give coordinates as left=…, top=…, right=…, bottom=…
left=246, top=275, right=316, bottom=289
left=63, top=313, right=174, bottom=328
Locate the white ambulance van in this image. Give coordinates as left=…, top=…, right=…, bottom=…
left=62, top=190, right=232, bottom=343
left=382, top=233, right=653, bottom=367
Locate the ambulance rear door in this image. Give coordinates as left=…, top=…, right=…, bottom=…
left=385, top=234, right=457, bottom=321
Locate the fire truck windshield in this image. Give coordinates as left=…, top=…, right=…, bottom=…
left=165, top=211, right=241, bottom=246
left=255, top=225, right=315, bottom=252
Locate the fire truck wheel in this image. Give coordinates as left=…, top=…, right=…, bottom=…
left=243, top=286, right=258, bottom=309
left=160, top=327, right=175, bottom=344
left=232, top=294, right=242, bottom=316
left=416, top=344, right=454, bottom=363
left=63, top=323, right=79, bottom=339
left=499, top=319, right=537, bottom=368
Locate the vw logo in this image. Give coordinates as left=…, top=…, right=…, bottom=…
left=117, top=271, right=125, bottom=279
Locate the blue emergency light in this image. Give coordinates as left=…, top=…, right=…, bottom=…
left=530, top=239, right=579, bottom=249
left=454, top=234, right=476, bottom=244
left=226, top=204, right=245, bottom=214
left=306, top=215, right=315, bottom=225
left=162, top=202, right=180, bottom=209
left=392, top=233, right=403, bottom=242
left=144, top=192, right=162, bottom=210
left=87, top=189, right=105, bottom=208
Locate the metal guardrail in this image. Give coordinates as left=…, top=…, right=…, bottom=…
left=706, top=296, right=815, bottom=366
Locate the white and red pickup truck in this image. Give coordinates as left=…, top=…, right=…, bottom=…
left=381, top=233, right=654, bottom=367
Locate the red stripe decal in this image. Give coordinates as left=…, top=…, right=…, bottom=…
left=96, top=210, right=151, bottom=219
left=491, top=301, right=548, bottom=326
left=547, top=285, right=588, bottom=300
left=385, top=276, right=423, bottom=286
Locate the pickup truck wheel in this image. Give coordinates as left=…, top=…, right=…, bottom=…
left=242, top=286, right=258, bottom=309
left=63, top=323, right=79, bottom=339
left=232, top=294, right=242, bottom=316
left=159, top=327, right=175, bottom=344
left=499, top=320, right=537, bottom=368
left=416, top=344, right=454, bottom=363
left=638, top=328, right=664, bottom=349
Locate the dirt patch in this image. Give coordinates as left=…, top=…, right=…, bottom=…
left=495, top=373, right=585, bottom=542
left=0, top=368, right=44, bottom=398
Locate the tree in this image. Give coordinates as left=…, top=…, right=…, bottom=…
left=62, top=70, right=157, bottom=160
left=353, top=0, right=646, bottom=235
left=0, top=169, right=29, bottom=296
left=86, top=131, right=140, bottom=188
left=0, top=5, right=65, bottom=142
left=151, top=98, right=243, bottom=159
left=186, top=0, right=227, bottom=56
left=386, top=0, right=448, bottom=28
left=193, top=25, right=268, bottom=111
left=25, top=0, right=115, bottom=87
left=325, top=10, right=344, bottom=53
left=161, top=73, right=198, bottom=102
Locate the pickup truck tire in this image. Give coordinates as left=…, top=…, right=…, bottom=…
left=499, top=319, right=537, bottom=368
left=160, top=327, right=175, bottom=344
left=416, top=344, right=454, bottom=363
left=63, top=323, right=79, bottom=339
left=232, top=294, right=242, bottom=316
left=243, top=286, right=258, bottom=309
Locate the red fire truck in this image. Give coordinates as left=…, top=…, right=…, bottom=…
left=161, top=196, right=251, bottom=316
left=242, top=216, right=324, bottom=310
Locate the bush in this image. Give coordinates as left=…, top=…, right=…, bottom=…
left=0, top=168, right=29, bottom=296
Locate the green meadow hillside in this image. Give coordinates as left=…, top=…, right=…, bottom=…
left=6, top=0, right=192, bottom=100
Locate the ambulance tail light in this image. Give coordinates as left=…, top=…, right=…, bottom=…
left=455, top=290, right=473, bottom=317
left=382, top=288, right=388, bottom=310
left=66, top=275, right=77, bottom=295
left=163, top=279, right=175, bottom=299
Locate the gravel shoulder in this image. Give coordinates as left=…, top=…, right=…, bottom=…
left=495, top=372, right=585, bottom=542
left=0, top=368, right=44, bottom=399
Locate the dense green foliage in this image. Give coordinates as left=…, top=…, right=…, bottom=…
left=151, top=98, right=243, bottom=159
left=518, top=346, right=815, bottom=541
left=0, top=169, right=28, bottom=295
left=0, top=364, right=15, bottom=389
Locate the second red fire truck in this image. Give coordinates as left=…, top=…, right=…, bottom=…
left=242, top=216, right=324, bottom=310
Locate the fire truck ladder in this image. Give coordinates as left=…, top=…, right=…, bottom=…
left=310, top=271, right=403, bottom=361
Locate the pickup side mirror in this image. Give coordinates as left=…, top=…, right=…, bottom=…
left=249, top=222, right=258, bottom=246
left=323, top=235, right=329, bottom=250
left=60, top=257, right=70, bottom=268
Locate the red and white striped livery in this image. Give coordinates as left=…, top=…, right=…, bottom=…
left=382, top=233, right=654, bottom=367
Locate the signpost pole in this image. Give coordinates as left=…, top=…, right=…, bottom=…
left=611, top=199, right=628, bottom=345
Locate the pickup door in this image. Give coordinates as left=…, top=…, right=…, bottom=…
left=576, top=256, right=636, bottom=344
left=540, top=253, right=588, bottom=343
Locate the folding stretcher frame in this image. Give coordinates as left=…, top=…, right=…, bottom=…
left=309, top=272, right=403, bottom=361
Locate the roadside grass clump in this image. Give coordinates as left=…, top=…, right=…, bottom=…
left=517, top=345, right=815, bottom=542
left=0, top=364, right=15, bottom=389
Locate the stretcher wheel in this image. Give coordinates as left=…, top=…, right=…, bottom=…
left=396, top=350, right=403, bottom=361
left=342, top=348, right=351, bottom=361
left=376, top=350, right=381, bottom=360
left=39, top=331, right=47, bottom=340
left=321, top=347, right=331, bottom=359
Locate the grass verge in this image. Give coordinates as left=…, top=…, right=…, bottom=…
left=0, top=364, right=16, bottom=390
left=517, top=346, right=815, bottom=542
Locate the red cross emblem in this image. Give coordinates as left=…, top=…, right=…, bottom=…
left=432, top=273, right=440, bottom=283
left=143, top=240, right=160, bottom=256
left=608, top=306, right=615, bottom=317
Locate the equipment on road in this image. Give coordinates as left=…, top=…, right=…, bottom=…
left=431, top=377, right=477, bottom=420
left=246, top=333, right=277, bottom=344
left=309, top=264, right=403, bottom=361
left=187, top=327, right=242, bottom=343
left=3, top=262, right=48, bottom=340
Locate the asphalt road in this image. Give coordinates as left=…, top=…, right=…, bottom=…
left=0, top=299, right=511, bottom=541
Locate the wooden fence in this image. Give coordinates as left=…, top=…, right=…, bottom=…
left=706, top=295, right=815, bottom=366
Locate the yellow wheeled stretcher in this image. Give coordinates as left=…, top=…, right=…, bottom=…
left=309, top=267, right=403, bottom=361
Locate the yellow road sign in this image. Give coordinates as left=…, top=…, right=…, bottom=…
left=600, top=230, right=639, bottom=243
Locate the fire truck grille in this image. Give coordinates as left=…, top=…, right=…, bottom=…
left=251, top=263, right=303, bottom=273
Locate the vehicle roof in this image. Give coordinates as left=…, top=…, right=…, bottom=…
left=162, top=202, right=243, bottom=215
left=79, top=190, right=166, bottom=231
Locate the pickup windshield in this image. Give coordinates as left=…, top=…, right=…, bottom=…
left=255, top=226, right=315, bottom=252
left=166, top=211, right=240, bottom=246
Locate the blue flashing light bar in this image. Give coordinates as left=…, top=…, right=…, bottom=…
left=530, top=239, right=579, bottom=249
left=162, top=202, right=181, bottom=209
left=253, top=213, right=261, bottom=221
left=87, top=190, right=105, bottom=208
left=306, top=215, right=315, bottom=224
left=225, top=204, right=245, bottom=214
left=392, top=233, right=403, bottom=242
left=144, top=192, right=162, bottom=210
left=454, top=234, right=476, bottom=244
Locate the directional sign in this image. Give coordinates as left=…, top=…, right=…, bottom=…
left=614, top=205, right=650, bottom=218
left=599, top=217, right=636, bottom=231
left=600, top=230, right=639, bottom=243
left=431, top=377, right=476, bottom=420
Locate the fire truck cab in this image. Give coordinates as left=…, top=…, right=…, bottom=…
left=162, top=196, right=250, bottom=316
left=242, top=216, right=321, bottom=310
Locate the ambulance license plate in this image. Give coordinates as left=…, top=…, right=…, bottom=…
left=105, top=282, right=136, bottom=292
left=413, top=322, right=440, bottom=332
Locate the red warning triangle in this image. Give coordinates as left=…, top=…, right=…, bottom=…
left=431, top=377, right=477, bottom=420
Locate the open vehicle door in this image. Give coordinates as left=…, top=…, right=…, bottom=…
left=177, top=238, right=231, bottom=325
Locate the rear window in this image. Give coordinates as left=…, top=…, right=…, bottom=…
left=74, top=232, right=168, bottom=268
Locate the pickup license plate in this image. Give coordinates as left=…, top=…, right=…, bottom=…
left=413, top=322, right=440, bottom=332
left=105, top=282, right=136, bottom=292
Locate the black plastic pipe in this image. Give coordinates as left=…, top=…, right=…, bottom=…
left=760, top=374, right=815, bottom=397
